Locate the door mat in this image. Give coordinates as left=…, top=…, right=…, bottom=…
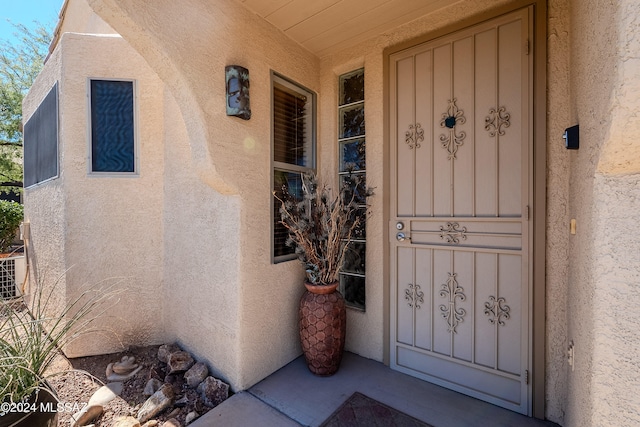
left=319, top=392, right=433, bottom=427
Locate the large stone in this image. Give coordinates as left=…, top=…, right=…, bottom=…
left=88, top=382, right=123, bottom=406
left=184, top=362, right=208, bottom=388
left=106, top=363, right=143, bottom=382
left=161, top=419, right=181, bottom=427
left=157, top=343, right=181, bottom=363
left=72, top=404, right=103, bottom=426
left=137, top=384, right=175, bottom=423
left=197, top=376, right=229, bottom=408
left=185, top=411, right=199, bottom=425
left=112, top=416, right=141, bottom=427
left=112, top=356, right=139, bottom=375
left=143, top=378, right=163, bottom=396
left=167, top=351, right=195, bottom=375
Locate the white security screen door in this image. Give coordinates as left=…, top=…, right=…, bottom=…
left=389, top=8, right=533, bottom=414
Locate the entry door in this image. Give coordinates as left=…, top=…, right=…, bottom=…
left=389, top=8, right=533, bottom=414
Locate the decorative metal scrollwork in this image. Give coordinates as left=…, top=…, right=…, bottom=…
left=439, top=98, right=466, bottom=160
left=405, top=123, right=424, bottom=149
left=439, top=222, right=467, bottom=244
left=439, top=273, right=466, bottom=333
left=405, top=283, right=424, bottom=309
left=484, top=296, right=511, bottom=326
left=485, top=106, right=511, bottom=137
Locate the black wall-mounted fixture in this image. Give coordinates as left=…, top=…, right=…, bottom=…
left=225, top=65, right=251, bottom=120
left=563, top=125, right=579, bottom=150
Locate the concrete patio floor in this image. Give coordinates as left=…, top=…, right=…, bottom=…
left=191, top=352, right=561, bottom=427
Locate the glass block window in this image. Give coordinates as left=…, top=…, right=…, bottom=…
left=272, top=73, right=316, bottom=262
left=338, top=69, right=366, bottom=310
left=89, top=79, right=136, bottom=173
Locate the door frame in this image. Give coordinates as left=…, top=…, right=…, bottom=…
left=382, top=0, right=547, bottom=418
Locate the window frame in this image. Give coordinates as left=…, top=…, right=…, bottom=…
left=271, top=71, right=317, bottom=263
left=24, top=82, right=60, bottom=188
left=86, top=78, right=139, bottom=177
left=337, top=68, right=367, bottom=311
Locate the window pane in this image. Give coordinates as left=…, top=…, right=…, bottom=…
left=351, top=207, right=367, bottom=240
left=339, top=69, right=364, bottom=106
left=273, top=81, right=313, bottom=167
left=340, top=274, right=365, bottom=310
left=343, top=241, right=366, bottom=274
left=338, top=104, right=365, bottom=139
left=339, top=138, right=366, bottom=172
left=273, top=169, right=303, bottom=258
left=340, top=173, right=368, bottom=205
left=91, top=80, right=134, bottom=172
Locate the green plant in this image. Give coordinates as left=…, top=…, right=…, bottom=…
left=0, top=200, right=23, bottom=253
left=275, top=172, right=372, bottom=286
left=0, top=271, right=120, bottom=404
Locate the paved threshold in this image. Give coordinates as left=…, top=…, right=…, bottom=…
left=191, top=352, right=560, bottom=427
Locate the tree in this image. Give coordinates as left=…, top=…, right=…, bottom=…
left=0, top=22, right=52, bottom=193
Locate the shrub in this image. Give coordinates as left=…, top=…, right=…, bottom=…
left=0, top=201, right=23, bottom=253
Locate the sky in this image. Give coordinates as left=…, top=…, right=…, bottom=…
left=0, top=0, right=63, bottom=44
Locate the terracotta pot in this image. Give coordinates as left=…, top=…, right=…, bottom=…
left=0, top=386, right=59, bottom=427
left=299, top=282, right=346, bottom=376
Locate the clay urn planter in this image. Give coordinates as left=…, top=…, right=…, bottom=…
left=275, top=172, right=371, bottom=376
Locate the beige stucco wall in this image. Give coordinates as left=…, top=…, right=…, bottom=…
left=84, top=0, right=320, bottom=389
left=24, top=32, right=168, bottom=356
left=566, top=0, right=640, bottom=426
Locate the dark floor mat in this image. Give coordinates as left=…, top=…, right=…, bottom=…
left=319, top=392, right=433, bottom=427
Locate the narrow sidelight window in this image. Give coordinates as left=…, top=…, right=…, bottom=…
left=338, top=69, right=366, bottom=310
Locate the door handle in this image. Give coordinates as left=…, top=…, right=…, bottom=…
left=396, top=232, right=407, bottom=242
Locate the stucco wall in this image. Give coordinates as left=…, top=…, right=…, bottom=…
left=25, top=33, right=168, bottom=357
left=567, top=0, right=640, bottom=425
left=22, top=46, right=68, bottom=326
left=85, top=0, right=320, bottom=389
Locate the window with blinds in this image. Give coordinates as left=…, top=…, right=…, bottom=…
left=271, top=73, right=316, bottom=262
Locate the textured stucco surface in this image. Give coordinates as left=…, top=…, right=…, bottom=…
left=566, top=0, right=640, bottom=426
left=84, top=0, right=320, bottom=389
left=25, top=33, right=168, bottom=357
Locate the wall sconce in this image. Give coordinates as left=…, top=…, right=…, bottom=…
left=563, top=125, right=579, bottom=149
left=225, top=65, right=251, bottom=120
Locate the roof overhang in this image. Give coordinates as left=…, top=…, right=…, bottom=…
left=235, top=0, right=460, bottom=57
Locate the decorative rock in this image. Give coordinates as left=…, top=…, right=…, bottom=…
left=185, top=411, right=199, bottom=425
left=184, top=362, right=208, bottom=388
left=112, top=356, right=139, bottom=374
left=112, top=416, right=141, bottom=427
left=157, top=343, right=181, bottom=363
left=143, top=378, right=163, bottom=396
left=161, top=419, right=181, bottom=427
left=137, top=384, right=175, bottom=423
left=167, top=351, right=195, bottom=375
left=197, top=376, right=229, bottom=408
left=72, top=404, right=103, bottom=426
left=167, top=407, right=181, bottom=418
left=142, top=421, right=159, bottom=427
left=106, top=363, right=144, bottom=382
left=174, top=395, right=189, bottom=407
left=88, top=382, right=123, bottom=407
